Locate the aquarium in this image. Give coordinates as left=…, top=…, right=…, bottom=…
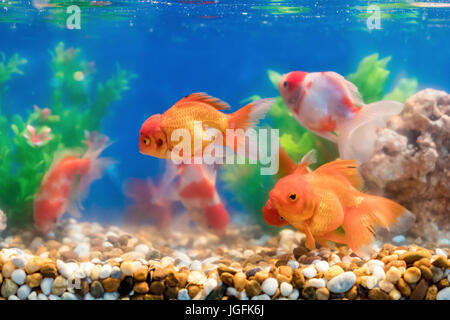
left=0, top=0, right=449, bottom=303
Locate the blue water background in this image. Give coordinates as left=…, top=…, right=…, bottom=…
left=1, top=1, right=449, bottom=224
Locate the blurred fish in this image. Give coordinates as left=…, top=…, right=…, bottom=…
left=175, top=162, right=230, bottom=235
left=278, top=71, right=404, bottom=163
left=266, top=150, right=414, bottom=258
left=34, top=132, right=113, bottom=233
left=139, top=92, right=275, bottom=160
left=124, top=178, right=172, bottom=228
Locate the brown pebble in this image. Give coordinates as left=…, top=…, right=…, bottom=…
left=40, top=262, right=58, bottom=278
left=425, top=285, right=438, bottom=300
left=419, top=266, right=433, bottom=281
left=293, top=269, right=305, bottom=289
left=233, top=272, right=247, bottom=292
left=220, top=272, right=234, bottom=287
left=164, top=286, right=178, bottom=299
left=404, top=267, right=421, bottom=284
left=400, top=250, right=431, bottom=264
left=245, top=280, right=261, bottom=297
left=293, top=247, right=308, bottom=260
left=188, top=285, right=201, bottom=298
left=437, top=278, right=449, bottom=289
left=432, top=256, right=450, bottom=268
left=345, top=285, right=358, bottom=300
left=152, top=268, right=168, bottom=281
left=25, top=273, right=42, bottom=288
left=217, top=264, right=237, bottom=275
left=396, top=278, right=411, bottom=297
left=245, top=268, right=261, bottom=278
left=413, top=258, right=431, bottom=268
left=278, top=265, right=293, bottom=279
left=316, top=287, right=329, bottom=300
left=255, top=270, right=269, bottom=283
left=150, top=281, right=165, bottom=295
left=165, top=272, right=178, bottom=287
left=301, top=286, right=316, bottom=300
left=133, top=267, right=149, bottom=282
left=369, top=288, right=389, bottom=300
left=385, top=260, right=406, bottom=270
left=410, top=279, right=429, bottom=300
left=133, top=282, right=149, bottom=294
left=175, top=272, right=188, bottom=288
left=102, top=277, right=121, bottom=293
left=144, top=294, right=163, bottom=300
left=24, top=257, right=42, bottom=274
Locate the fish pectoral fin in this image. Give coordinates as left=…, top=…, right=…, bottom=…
left=296, top=222, right=316, bottom=250
left=175, top=92, right=231, bottom=110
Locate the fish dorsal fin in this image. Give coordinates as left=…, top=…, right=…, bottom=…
left=324, top=71, right=364, bottom=107
left=294, top=149, right=317, bottom=174
left=314, top=159, right=364, bottom=190
left=175, top=92, right=231, bottom=110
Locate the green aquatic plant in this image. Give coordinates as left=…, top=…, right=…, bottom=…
left=221, top=53, right=417, bottom=228
left=347, top=53, right=418, bottom=103
left=0, top=42, right=135, bottom=228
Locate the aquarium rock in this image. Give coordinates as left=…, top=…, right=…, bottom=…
left=360, top=89, right=450, bottom=241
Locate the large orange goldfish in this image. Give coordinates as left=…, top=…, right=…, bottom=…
left=278, top=71, right=404, bottom=163
left=34, top=132, right=112, bottom=233
left=139, top=93, right=274, bottom=160
left=265, top=150, right=414, bottom=257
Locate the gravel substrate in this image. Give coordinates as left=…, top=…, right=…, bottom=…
left=0, top=219, right=449, bottom=300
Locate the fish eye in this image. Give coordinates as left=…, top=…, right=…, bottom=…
left=288, top=193, right=297, bottom=201
left=143, top=137, right=151, bottom=146
left=283, top=81, right=288, bottom=88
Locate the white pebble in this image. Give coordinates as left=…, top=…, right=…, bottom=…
left=435, top=248, right=447, bottom=257
left=48, top=294, right=61, bottom=300
left=252, top=294, right=271, bottom=300
left=327, top=272, right=356, bottom=293
left=288, top=288, right=300, bottom=300
left=102, top=241, right=113, bottom=249
left=57, top=260, right=72, bottom=279
left=81, top=262, right=94, bottom=277
left=392, top=235, right=406, bottom=244
left=226, top=287, right=238, bottom=297
left=8, top=295, right=20, bottom=300
left=287, top=260, right=300, bottom=270
left=203, top=278, right=218, bottom=296
left=280, top=282, right=293, bottom=296
left=239, top=291, right=249, bottom=300
left=261, top=278, right=278, bottom=296
left=41, top=278, right=53, bottom=295
left=27, top=291, right=37, bottom=300
left=188, top=270, right=207, bottom=285
left=243, top=249, right=254, bottom=259
left=178, top=288, right=191, bottom=300
left=308, top=278, right=326, bottom=288
left=367, top=260, right=385, bottom=273
left=11, top=269, right=26, bottom=285
left=315, top=260, right=329, bottom=272
left=37, top=293, right=48, bottom=300
left=111, top=266, right=122, bottom=279
left=104, top=292, right=119, bottom=300
left=302, top=266, right=317, bottom=279
left=436, top=287, right=450, bottom=300
left=100, top=264, right=112, bottom=279
left=134, top=244, right=149, bottom=256
left=189, top=260, right=202, bottom=271
left=84, top=293, right=95, bottom=300
left=62, top=292, right=78, bottom=300
left=17, top=285, right=31, bottom=300
left=161, top=256, right=175, bottom=267
left=12, top=256, right=26, bottom=268
left=74, top=243, right=90, bottom=258
left=372, top=266, right=386, bottom=281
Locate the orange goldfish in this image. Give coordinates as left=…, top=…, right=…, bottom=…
left=278, top=71, right=404, bottom=163
left=265, top=150, right=414, bottom=257
left=139, top=92, right=275, bottom=160
left=34, top=132, right=112, bottom=233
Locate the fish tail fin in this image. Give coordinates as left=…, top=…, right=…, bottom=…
left=343, top=194, right=414, bottom=255
left=228, top=98, right=275, bottom=130
left=226, top=98, right=275, bottom=160
left=338, top=100, right=404, bottom=163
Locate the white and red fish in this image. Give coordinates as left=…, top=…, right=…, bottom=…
left=34, top=132, right=112, bottom=233
left=173, top=162, right=230, bottom=235
left=278, top=71, right=404, bottom=163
